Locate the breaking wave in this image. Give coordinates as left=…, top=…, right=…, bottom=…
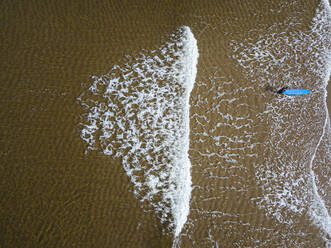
left=78, top=26, right=199, bottom=237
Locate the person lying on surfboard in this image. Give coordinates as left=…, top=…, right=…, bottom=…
left=266, top=86, right=310, bottom=95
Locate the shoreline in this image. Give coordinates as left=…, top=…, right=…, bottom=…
left=327, top=77, right=331, bottom=120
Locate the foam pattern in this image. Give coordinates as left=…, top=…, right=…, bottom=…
left=78, top=26, right=198, bottom=237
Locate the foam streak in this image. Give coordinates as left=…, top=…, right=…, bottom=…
left=308, top=0, right=331, bottom=241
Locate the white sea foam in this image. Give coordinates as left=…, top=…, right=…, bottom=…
left=230, top=0, right=331, bottom=244
left=78, top=26, right=198, bottom=237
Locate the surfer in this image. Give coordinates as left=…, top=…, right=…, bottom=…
left=277, top=87, right=288, bottom=94
left=266, top=85, right=289, bottom=94
left=267, top=86, right=310, bottom=95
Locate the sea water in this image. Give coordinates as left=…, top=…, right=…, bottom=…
left=78, top=26, right=198, bottom=237
left=183, top=0, right=331, bottom=246
left=229, top=0, right=331, bottom=245
left=237, top=0, right=331, bottom=240
left=78, top=1, right=331, bottom=246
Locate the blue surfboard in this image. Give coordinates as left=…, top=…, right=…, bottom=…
left=282, top=89, right=310, bottom=95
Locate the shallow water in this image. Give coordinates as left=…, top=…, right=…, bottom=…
left=78, top=26, right=198, bottom=237
left=1, top=0, right=330, bottom=247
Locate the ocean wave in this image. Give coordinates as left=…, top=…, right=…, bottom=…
left=78, top=26, right=199, bottom=237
